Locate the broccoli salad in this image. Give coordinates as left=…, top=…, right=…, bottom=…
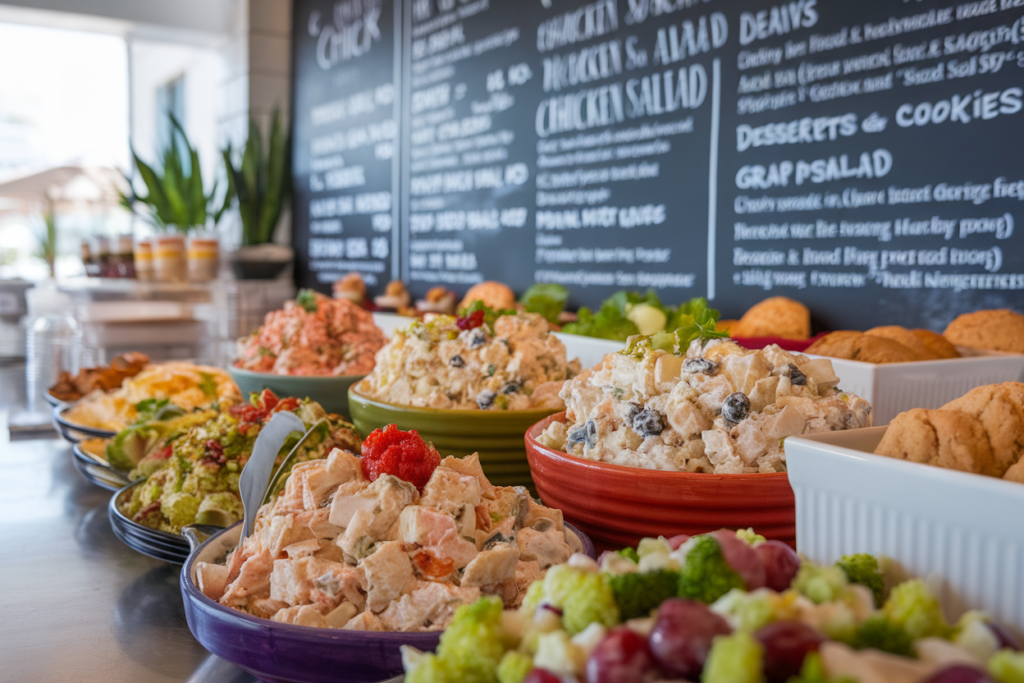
left=356, top=310, right=580, bottom=411
left=118, top=390, right=362, bottom=534
left=402, top=529, right=1024, bottom=683
left=539, top=336, right=872, bottom=473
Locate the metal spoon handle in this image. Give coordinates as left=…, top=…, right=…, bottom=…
left=239, top=411, right=305, bottom=538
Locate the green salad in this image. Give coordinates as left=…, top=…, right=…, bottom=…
left=561, top=290, right=725, bottom=344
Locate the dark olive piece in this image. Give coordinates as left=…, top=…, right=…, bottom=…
left=722, top=392, right=750, bottom=423
left=684, top=358, right=719, bottom=375
left=632, top=409, right=665, bottom=437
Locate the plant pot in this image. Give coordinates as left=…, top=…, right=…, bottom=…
left=231, top=244, right=293, bottom=280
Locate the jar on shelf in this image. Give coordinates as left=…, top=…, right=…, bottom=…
left=115, top=235, right=136, bottom=278
left=80, top=240, right=96, bottom=277
left=134, top=239, right=153, bottom=281
left=153, top=234, right=186, bottom=282
left=188, top=235, right=220, bottom=282
left=94, top=236, right=112, bottom=278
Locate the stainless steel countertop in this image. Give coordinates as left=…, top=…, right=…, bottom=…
left=0, top=369, right=255, bottom=683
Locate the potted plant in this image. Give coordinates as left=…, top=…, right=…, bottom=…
left=222, top=109, right=292, bottom=279
left=118, top=116, right=230, bottom=233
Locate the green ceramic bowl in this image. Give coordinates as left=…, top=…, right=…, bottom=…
left=229, top=366, right=364, bottom=419
left=347, top=383, right=559, bottom=490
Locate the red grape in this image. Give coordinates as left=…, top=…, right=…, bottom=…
left=987, top=622, right=1021, bottom=651
left=523, top=669, right=563, bottom=683
left=755, top=620, right=825, bottom=683
left=586, top=627, right=658, bottom=683
left=667, top=534, right=690, bottom=550
left=648, top=599, right=732, bottom=678
left=757, top=540, right=801, bottom=592
left=713, top=530, right=767, bottom=589
left=920, top=665, right=997, bottom=683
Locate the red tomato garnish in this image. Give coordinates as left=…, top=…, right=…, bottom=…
left=360, top=424, right=440, bottom=490
left=456, top=309, right=485, bottom=330
left=272, top=397, right=301, bottom=413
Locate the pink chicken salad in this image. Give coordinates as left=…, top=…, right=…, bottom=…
left=235, top=290, right=386, bottom=376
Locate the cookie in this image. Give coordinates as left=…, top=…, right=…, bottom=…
left=911, top=329, right=960, bottom=359
left=731, top=297, right=810, bottom=340
left=717, top=319, right=740, bottom=334
left=942, top=382, right=1024, bottom=475
left=459, top=281, right=516, bottom=311
left=943, top=309, right=1024, bottom=353
left=806, top=331, right=921, bottom=364
left=874, top=408, right=1000, bottom=477
left=865, top=326, right=940, bottom=360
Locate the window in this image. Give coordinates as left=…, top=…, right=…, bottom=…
left=155, top=75, right=185, bottom=157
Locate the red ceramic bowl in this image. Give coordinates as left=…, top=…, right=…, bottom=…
left=525, top=413, right=796, bottom=553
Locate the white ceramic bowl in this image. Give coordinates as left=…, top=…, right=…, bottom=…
left=805, top=348, right=1024, bottom=425
left=786, top=427, right=1024, bottom=635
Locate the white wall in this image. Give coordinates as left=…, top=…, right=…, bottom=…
left=128, top=39, right=222, bottom=184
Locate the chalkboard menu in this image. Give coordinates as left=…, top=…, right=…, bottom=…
left=292, top=0, right=1024, bottom=329
left=292, top=0, right=400, bottom=291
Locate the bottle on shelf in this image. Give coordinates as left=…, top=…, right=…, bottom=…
left=94, top=236, right=112, bottom=278
left=134, top=239, right=153, bottom=281
left=116, top=235, right=136, bottom=278
left=80, top=240, right=97, bottom=277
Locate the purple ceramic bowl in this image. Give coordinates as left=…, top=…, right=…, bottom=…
left=181, top=521, right=595, bottom=683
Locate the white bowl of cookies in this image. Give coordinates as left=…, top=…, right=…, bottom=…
left=785, top=381, right=1024, bottom=634
left=801, top=309, right=1024, bottom=424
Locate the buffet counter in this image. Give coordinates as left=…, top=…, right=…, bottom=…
left=0, top=373, right=255, bottom=683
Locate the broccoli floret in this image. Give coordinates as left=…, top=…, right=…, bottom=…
left=883, top=579, right=950, bottom=640
left=793, top=563, right=849, bottom=605
left=988, top=649, right=1024, bottom=683
left=561, top=572, right=620, bottom=634
left=407, top=597, right=508, bottom=683
left=702, top=631, right=765, bottom=683
left=836, top=554, right=885, bottom=607
left=608, top=569, right=681, bottom=620
left=736, top=528, right=766, bottom=547
left=678, top=535, right=745, bottom=604
left=617, top=547, right=640, bottom=563
left=712, top=588, right=776, bottom=632
left=521, top=581, right=545, bottom=614
left=162, top=492, right=201, bottom=529
left=521, top=565, right=620, bottom=635
left=496, top=651, right=534, bottom=683
left=850, top=615, right=914, bottom=657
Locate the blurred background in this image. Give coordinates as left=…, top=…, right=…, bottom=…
left=0, top=0, right=296, bottom=424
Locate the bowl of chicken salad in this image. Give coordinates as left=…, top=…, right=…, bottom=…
left=525, top=331, right=873, bottom=551
left=231, top=290, right=387, bottom=418
left=348, top=307, right=582, bottom=490
left=181, top=425, right=593, bottom=683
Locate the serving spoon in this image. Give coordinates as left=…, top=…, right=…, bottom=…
left=238, top=410, right=306, bottom=538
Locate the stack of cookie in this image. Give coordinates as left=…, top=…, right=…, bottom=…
left=874, top=382, right=1024, bottom=483
left=944, top=309, right=1024, bottom=354
left=806, top=326, right=960, bottom=363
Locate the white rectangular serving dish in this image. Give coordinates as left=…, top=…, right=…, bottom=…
left=555, top=332, right=624, bottom=370
left=786, top=428, right=1024, bottom=633
left=805, top=351, right=1024, bottom=425
left=371, top=312, right=418, bottom=338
